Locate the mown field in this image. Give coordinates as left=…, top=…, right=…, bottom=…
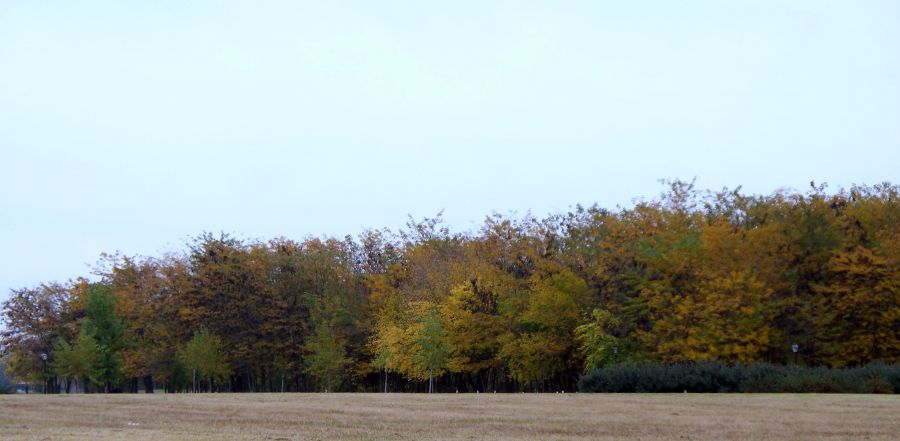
left=0, top=393, right=897, bottom=440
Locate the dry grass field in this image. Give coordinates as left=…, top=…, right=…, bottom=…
left=0, top=393, right=897, bottom=440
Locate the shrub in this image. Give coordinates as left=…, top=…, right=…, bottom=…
left=0, top=363, right=13, bottom=394
left=578, top=361, right=899, bottom=393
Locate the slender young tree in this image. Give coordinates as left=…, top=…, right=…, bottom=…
left=414, top=310, right=451, bottom=393
left=179, top=329, right=230, bottom=392
left=575, top=308, right=622, bottom=373
left=81, top=285, right=128, bottom=392
left=304, top=325, right=349, bottom=392
left=52, top=328, right=99, bottom=393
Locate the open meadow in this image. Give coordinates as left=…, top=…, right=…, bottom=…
left=0, top=393, right=897, bottom=441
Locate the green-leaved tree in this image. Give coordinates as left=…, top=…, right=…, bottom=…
left=81, top=285, right=128, bottom=392
left=414, top=310, right=451, bottom=393
left=179, top=329, right=230, bottom=392
left=304, top=325, right=348, bottom=392
left=52, top=328, right=99, bottom=393
left=575, top=308, right=621, bottom=373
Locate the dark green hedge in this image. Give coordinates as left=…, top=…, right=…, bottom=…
left=578, top=362, right=900, bottom=393
left=0, top=363, right=12, bottom=394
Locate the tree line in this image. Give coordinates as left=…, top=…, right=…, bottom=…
left=2, top=180, right=898, bottom=393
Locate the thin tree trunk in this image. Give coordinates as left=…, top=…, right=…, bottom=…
left=384, top=368, right=388, bottom=393
left=429, top=369, right=433, bottom=393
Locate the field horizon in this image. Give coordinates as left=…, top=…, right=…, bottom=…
left=1, top=392, right=898, bottom=440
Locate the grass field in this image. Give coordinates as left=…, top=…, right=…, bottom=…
left=0, top=393, right=897, bottom=440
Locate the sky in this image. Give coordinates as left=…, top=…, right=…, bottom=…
left=1, top=0, right=898, bottom=301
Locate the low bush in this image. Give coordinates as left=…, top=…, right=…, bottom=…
left=578, top=361, right=900, bottom=393
left=0, top=364, right=13, bottom=394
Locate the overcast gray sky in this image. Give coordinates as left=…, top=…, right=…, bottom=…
left=1, top=0, right=898, bottom=300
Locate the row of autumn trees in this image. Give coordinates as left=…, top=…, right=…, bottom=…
left=2, top=180, right=899, bottom=393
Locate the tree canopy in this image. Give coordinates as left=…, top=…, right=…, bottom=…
left=2, top=180, right=898, bottom=393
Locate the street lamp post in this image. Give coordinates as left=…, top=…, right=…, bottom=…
left=40, top=353, right=48, bottom=394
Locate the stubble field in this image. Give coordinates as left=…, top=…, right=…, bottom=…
left=0, top=393, right=897, bottom=440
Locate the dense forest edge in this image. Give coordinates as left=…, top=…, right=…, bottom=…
left=2, top=180, right=898, bottom=394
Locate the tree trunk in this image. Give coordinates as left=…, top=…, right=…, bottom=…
left=429, top=368, right=433, bottom=393
left=383, top=368, right=388, bottom=393
left=193, top=368, right=197, bottom=393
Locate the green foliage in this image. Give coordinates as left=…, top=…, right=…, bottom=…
left=166, top=358, right=190, bottom=393
left=578, top=361, right=900, bottom=393
left=575, top=309, right=622, bottom=372
left=414, top=309, right=452, bottom=392
left=501, top=269, right=589, bottom=388
left=179, top=329, right=230, bottom=391
left=81, top=285, right=128, bottom=391
left=2, top=181, right=899, bottom=393
left=52, top=328, right=99, bottom=392
left=0, top=359, right=13, bottom=393
left=304, top=325, right=349, bottom=392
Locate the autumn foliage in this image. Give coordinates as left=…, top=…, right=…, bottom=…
left=2, top=180, right=898, bottom=393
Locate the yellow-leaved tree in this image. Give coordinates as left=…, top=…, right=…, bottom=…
left=815, top=247, right=900, bottom=366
